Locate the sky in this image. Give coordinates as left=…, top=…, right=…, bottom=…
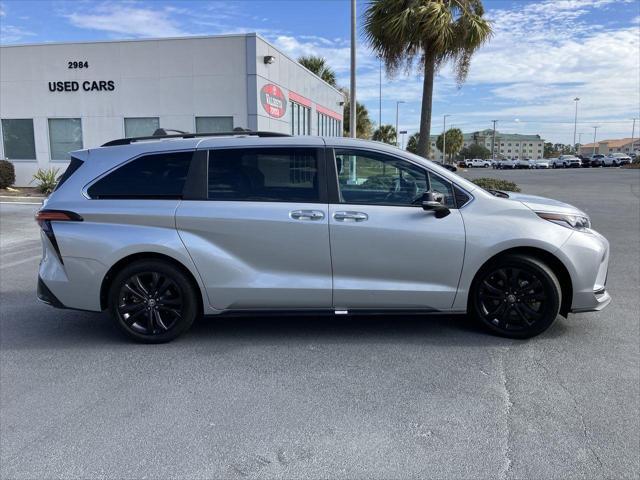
left=0, top=0, right=639, bottom=144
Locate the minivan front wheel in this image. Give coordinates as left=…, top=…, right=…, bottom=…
left=108, top=260, right=198, bottom=343
left=470, top=255, right=561, bottom=338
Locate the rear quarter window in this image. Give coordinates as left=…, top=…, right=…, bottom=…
left=87, top=151, right=193, bottom=199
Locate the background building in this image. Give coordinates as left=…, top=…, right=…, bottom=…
left=428, top=129, right=545, bottom=161
left=579, top=138, right=639, bottom=157
left=0, top=34, right=344, bottom=185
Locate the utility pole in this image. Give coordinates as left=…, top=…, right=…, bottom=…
left=631, top=118, right=637, bottom=154
left=592, top=126, right=599, bottom=156
left=395, top=101, right=405, bottom=147
left=442, top=114, right=451, bottom=163
left=491, top=120, right=498, bottom=160
left=573, top=97, right=580, bottom=152
left=349, top=0, right=356, bottom=138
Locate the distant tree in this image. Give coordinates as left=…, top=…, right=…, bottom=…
left=372, top=124, right=397, bottom=145
left=297, top=55, right=337, bottom=87
left=342, top=89, right=373, bottom=139
left=459, top=143, right=491, bottom=160
left=543, top=142, right=555, bottom=157
left=364, top=0, right=492, bottom=158
left=406, top=132, right=420, bottom=154
left=436, top=128, right=464, bottom=163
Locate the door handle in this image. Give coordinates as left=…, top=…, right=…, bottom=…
left=334, top=211, right=368, bottom=222
left=290, top=210, right=325, bottom=221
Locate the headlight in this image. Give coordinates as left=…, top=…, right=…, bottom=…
left=536, top=212, right=591, bottom=231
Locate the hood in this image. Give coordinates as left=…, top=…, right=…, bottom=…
left=506, top=192, right=587, bottom=216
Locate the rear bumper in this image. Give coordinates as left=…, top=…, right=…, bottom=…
left=37, top=276, right=65, bottom=308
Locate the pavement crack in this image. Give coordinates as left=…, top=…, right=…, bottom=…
left=496, top=347, right=514, bottom=480
left=534, top=358, right=605, bottom=477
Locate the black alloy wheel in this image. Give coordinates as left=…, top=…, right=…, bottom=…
left=109, top=260, right=198, bottom=343
left=471, top=255, right=561, bottom=338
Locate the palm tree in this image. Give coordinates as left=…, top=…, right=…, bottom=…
left=364, top=0, right=492, bottom=158
left=406, top=132, right=420, bottom=154
left=436, top=128, right=464, bottom=163
left=372, top=124, right=397, bottom=145
left=342, top=89, right=373, bottom=138
left=297, top=55, right=338, bottom=87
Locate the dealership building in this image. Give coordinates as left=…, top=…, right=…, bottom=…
left=0, top=34, right=345, bottom=185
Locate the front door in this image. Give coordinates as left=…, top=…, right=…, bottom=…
left=176, top=147, right=332, bottom=310
left=328, top=148, right=466, bottom=311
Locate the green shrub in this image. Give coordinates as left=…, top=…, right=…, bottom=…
left=0, top=160, right=16, bottom=189
left=472, top=177, right=521, bottom=192
left=31, top=168, right=60, bottom=195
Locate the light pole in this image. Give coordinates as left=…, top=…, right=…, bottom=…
left=442, top=114, right=451, bottom=163
left=577, top=132, right=584, bottom=155
left=573, top=97, right=580, bottom=151
left=395, top=101, right=405, bottom=147
left=631, top=118, right=637, bottom=154
left=349, top=0, right=356, bottom=138
left=491, top=120, right=498, bottom=160
left=378, top=56, right=382, bottom=128
left=592, top=126, right=599, bottom=156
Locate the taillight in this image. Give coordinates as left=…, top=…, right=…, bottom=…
left=35, top=210, right=83, bottom=264
left=35, top=210, right=83, bottom=227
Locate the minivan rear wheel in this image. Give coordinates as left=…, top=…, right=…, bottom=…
left=108, top=260, right=197, bottom=343
left=470, top=255, right=561, bottom=339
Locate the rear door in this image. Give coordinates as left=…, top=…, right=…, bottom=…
left=327, top=148, right=466, bottom=311
left=175, top=146, right=332, bottom=311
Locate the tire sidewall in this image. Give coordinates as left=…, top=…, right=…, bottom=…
left=108, top=260, right=198, bottom=343
left=470, top=255, right=562, bottom=339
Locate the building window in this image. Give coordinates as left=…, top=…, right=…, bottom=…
left=196, top=116, right=233, bottom=133
left=1, top=119, right=36, bottom=160
left=290, top=101, right=310, bottom=136
left=124, top=117, right=159, bottom=138
left=318, top=112, right=341, bottom=137
left=48, top=118, right=82, bottom=161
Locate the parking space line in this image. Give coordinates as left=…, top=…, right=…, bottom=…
left=0, top=255, right=41, bottom=269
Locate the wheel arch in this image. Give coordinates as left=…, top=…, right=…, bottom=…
left=469, top=246, right=573, bottom=318
left=100, top=252, right=204, bottom=314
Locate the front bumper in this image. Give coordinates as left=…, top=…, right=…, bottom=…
left=559, top=229, right=611, bottom=313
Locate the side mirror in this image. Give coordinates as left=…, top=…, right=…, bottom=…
left=421, top=191, right=450, bottom=218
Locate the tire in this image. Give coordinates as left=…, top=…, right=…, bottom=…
left=108, top=259, right=199, bottom=343
left=469, top=254, right=561, bottom=339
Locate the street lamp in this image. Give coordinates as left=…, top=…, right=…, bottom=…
left=573, top=97, right=580, bottom=151
left=491, top=120, right=498, bottom=160
left=577, top=132, right=584, bottom=154
left=349, top=0, right=356, bottom=138
left=442, top=114, right=451, bottom=163
left=395, top=101, right=405, bottom=147
left=592, top=126, right=599, bottom=156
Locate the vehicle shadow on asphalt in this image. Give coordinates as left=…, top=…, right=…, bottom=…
left=1, top=289, right=568, bottom=350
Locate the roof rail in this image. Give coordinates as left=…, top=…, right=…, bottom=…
left=101, top=130, right=292, bottom=147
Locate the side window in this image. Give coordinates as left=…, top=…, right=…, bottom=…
left=334, top=149, right=428, bottom=206
left=428, top=172, right=456, bottom=208
left=88, top=151, right=192, bottom=199
left=208, top=148, right=320, bottom=203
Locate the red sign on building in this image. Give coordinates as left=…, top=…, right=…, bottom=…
left=260, top=84, right=287, bottom=118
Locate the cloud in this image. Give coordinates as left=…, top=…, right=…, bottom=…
left=0, top=24, right=35, bottom=43
left=66, top=4, right=188, bottom=37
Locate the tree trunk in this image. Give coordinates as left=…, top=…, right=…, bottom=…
left=417, top=51, right=436, bottom=159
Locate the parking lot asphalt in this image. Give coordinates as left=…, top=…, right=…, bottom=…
left=1, top=168, right=639, bottom=479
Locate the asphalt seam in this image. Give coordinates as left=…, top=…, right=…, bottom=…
left=497, top=347, right=514, bottom=480
left=534, top=357, right=606, bottom=478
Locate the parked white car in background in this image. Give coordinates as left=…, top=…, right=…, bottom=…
left=559, top=155, right=582, bottom=168
left=464, top=158, right=492, bottom=168
left=534, top=159, right=550, bottom=169
left=603, top=153, right=631, bottom=167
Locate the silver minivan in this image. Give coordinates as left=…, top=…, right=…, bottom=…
left=37, top=132, right=611, bottom=343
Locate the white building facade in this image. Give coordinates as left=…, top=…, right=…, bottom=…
left=0, top=34, right=344, bottom=185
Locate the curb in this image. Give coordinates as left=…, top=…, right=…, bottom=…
left=0, top=196, right=44, bottom=204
